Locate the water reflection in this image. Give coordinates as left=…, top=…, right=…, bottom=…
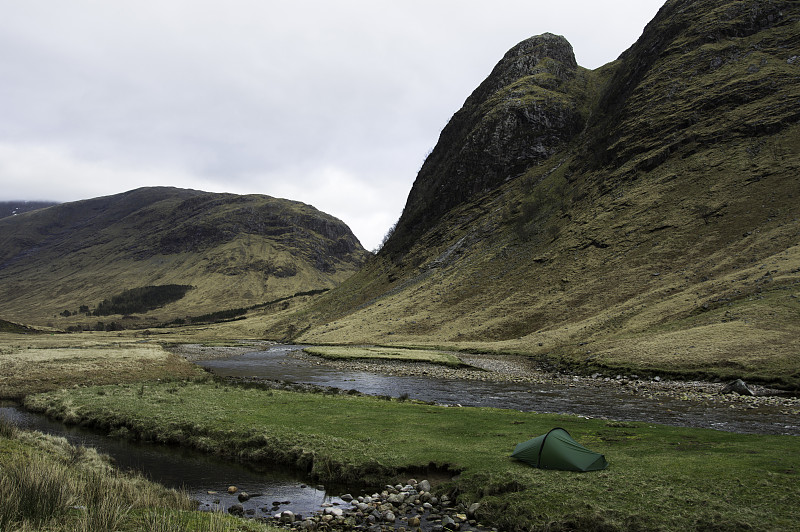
left=197, top=345, right=799, bottom=436
left=0, top=401, right=349, bottom=518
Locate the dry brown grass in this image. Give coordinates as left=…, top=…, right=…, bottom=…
left=0, top=332, right=205, bottom=399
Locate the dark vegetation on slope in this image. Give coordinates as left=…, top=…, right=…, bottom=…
left=385, top=33, right=592, bottom=256
left=92, top=285, right=194, bottom=316
left=0, top=319, right=43, bottom=334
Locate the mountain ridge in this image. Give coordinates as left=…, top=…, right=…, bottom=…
left=266, top=0, right=800, bottom=387
left=0, top=201, right=59, bottom=219
left=0, top=187, right=370, bottom=326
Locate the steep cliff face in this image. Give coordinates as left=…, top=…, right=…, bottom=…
left=282, top=0, right=800, bottom=386
left=585, top=0, right=799, bottom=174
left=387, top=33, right=592, bottom=254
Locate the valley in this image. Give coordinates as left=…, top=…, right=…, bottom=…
left=2, top=0, right=800, bottom=530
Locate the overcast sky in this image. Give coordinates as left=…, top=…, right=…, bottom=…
left=0, top=1, right=666, bottom=250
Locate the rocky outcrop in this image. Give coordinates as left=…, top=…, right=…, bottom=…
left=388, top=33, right=589, bottom=253
left=586, top=0, right=799, bottom=171
left=720, top=379, right=755, bottom=396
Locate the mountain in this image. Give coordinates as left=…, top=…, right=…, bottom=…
left=0, top=187, right=370, bottom=326
left=0, top=201, right=59, bottom=219
left=272, top=0, right=800, bottom=387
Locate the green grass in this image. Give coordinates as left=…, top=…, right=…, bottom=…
left=304, top=345, right=470, bottom=367
left=24, top=381, right=800, bottom=531
left=0, top=417, right=278, bottom=531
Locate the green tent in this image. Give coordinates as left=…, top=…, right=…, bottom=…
left=511, top=428, right=608, bottom=472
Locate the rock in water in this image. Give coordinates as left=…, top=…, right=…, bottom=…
left=720, top=379, right=754, bottom=396
left=228, top=503, right=244, bottom=516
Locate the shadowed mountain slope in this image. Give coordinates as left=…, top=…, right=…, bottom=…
left=272, top=0, right=800, bottom=386
left=0, top=187, right=370, bottom=326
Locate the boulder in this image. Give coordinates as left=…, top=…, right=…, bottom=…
left=227, top=485, right=238, bottom=494
left=419, top=480, right=431, bottom=492
left=721, top=379, right=755, bottom=396
left=237, top=491, right=250, bottom=502
left=228, top=503, right=244, bottom=516
left=442, top=515, right=460, bottom=530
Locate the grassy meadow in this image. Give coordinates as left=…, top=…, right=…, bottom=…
left=303, top=345, right=469, bottom=367
left=24, top=380, right=800, bottom=531
left=0, top=332, right=205, bottom=399
left=1, top=330, right=799, bottom=530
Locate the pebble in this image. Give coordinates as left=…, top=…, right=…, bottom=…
left=280, top=350, right=798, bottom=413
left=266, top=478, right=489, bottom=531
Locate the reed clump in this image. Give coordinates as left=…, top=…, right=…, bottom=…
left=0, top=417, right=274, bottom=531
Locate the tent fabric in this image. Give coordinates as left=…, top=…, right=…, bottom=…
left=511, top=428, right=608, bottom=472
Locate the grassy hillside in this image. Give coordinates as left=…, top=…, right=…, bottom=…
left=0, top=187, right=370, bottom=327
left=261, top=0, right=800, bottom=387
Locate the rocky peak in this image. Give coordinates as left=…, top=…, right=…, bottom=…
left=385, top=33, right=586, bottom=255
left=471, top=33, right=578, bottom=102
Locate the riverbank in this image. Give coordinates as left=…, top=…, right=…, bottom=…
left=297, top=348, right=800, bottom=413
left=0, top=416, right=276, bottom=532
left=175, top=343, right=800, bottom=419
left=24, top=379, right=800, bottom=531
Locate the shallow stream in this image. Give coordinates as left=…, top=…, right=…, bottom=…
left=197, top=344, right=799, bottom=436
left=0, top=401, right=350, bottom=520
left=3, top=342, right=796, bottom=528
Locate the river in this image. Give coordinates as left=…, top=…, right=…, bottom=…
left=2, top=342, right=796, bottom=526
left=0, top=400, right=351, bottom=520
left=195, top=344, right=800, bottom=436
